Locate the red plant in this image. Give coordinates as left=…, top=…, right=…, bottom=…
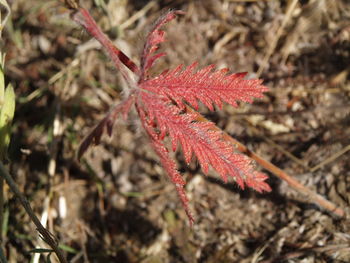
left=72, top=8, right=271, bottom=224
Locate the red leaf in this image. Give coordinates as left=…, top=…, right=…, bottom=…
left=140, top=10, right=184, bottom=79
left=77, top=95, right=135, bottom=160
left=139, top=92, right=270, bottom=193
left=75, top=8, right=271, bottom=224
left=140, top=63, right=268, bottom=110
left=137, top=104, right=194, bottom=225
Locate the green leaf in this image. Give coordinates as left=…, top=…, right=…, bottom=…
left=0, top=83, right=15, bottom=160
left=58, top=244, right=78, bottom=254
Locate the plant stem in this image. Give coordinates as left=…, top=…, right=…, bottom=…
left=72, top=8, right=139, bottom=76
left=226, top=134, right=345, bottom=217
left=188, top=106, right=345, bottom=218
left=0, top=162, right=67, bottom=263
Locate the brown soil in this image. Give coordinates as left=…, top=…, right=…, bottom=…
left=3, top=0, right=350, bottom=262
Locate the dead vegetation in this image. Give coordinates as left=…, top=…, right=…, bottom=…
left=2, top=0, right=350, bottom=262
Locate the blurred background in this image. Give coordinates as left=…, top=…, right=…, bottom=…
left=1, top=0, right=350, bottom=262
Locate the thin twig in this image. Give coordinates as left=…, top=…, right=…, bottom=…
left=187, top=106, right=345, bottom=218
left=310, top=144, right=350, bottom=172
left=119, top=1, right=156, bottom=30
left=33, top=100, right=63, bottom=263
left=225, top=135, right=345, bottom=217
left=0, top=162, right=67, bottom=263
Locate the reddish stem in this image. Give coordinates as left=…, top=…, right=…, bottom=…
left=72, top=8, right=140, bottom=77
left=188, top=106, right=345, bottom=218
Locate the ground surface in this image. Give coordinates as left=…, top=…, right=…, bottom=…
left=2, top=0, right=350, bottom=262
